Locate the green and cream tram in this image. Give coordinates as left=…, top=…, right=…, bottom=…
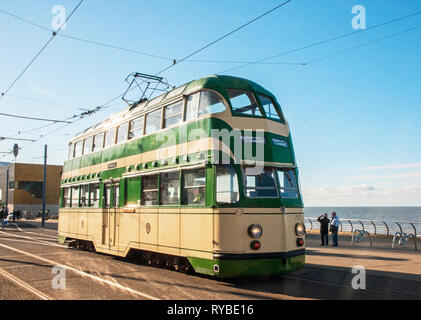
left=58, top=75, right=305, bottom=278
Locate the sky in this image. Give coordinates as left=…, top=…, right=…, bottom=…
left=0, top=0, right=420, bottom=206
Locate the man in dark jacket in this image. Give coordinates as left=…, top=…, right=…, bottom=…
left=317, top=213, right=330, bottom=246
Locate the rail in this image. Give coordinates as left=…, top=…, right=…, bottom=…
left=305, top=217, right=421, bottom=238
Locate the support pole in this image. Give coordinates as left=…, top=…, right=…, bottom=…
left=5, top=169, right=9, bottom=209
left=41, top=145, right=47, bottom=227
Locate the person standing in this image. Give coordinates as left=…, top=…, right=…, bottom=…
left=0, top=206, right=5, bottom=231
left=330, top=212, right=340, bottom=247
left=317, top=213, right=330, bottom=246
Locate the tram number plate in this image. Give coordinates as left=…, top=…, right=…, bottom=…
left=108, top=162, right=117, bottom=169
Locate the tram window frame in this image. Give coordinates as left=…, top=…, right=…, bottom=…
left=160, top=171, right=180, bottom=206
left=104, top=127, right=116, bottom=148
left=164, top=100, right=184, bottom=128
left=93, top=132, right=104, bottom=152
left=74, top=140, right=83, bottom=158
left=89, top=183, right=100, bottom=207
left=198, top=90, right=227, bottom=116
left=256, top=93, right=285, bottom=123
left=128, top=116, right=144, bottom=140
left=227, top=89, right=264, bottom=117
left=145, top=109, right=163, bottom=135
left=116, top=122, right=129, bottom=144
left=80, top=184, right=90, bottom=207
left=216, top=165, right=240, bottom=204
left=182, top=168, right=206, bottom=205
left=68, top=143, right=73, bottom=159
left=63, top=187, right=72, bottom=207
left=243, top=166, right=279, bottom=198
left=185, top=92, right=200, bottom=122
left=276, top=169, right=299, bottom=199
left=141, top=174, right=159, bottom=206
left=83, top=136, right=93, bottom=155
left=125, top=177, right=141, bottom=207
left=71, top=185, right=80, bottom=207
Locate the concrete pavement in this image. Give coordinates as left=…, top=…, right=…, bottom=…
left=0, top=220, right=420, bottom=300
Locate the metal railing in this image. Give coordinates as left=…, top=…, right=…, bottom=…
left=305, top=217, right=421, bottom=238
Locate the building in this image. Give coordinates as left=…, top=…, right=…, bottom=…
left=0, top=162, right=63, bottom=216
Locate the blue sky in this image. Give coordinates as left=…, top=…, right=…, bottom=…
left=0, top=0, right=420, bottom=206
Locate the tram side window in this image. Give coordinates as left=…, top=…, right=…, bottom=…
left=160, top=172, right=180, bottom=205
left=68, top=143, right=73, bottom=159
left=244, top=167, right=278, bottom=198
left=74, top=141, right=83, bottom=158
left=84, top=136, right=93, bottom=155
left=116, top=123, right=129, bottom=144
left=63, top=188, right=71, bottom=207
left=198, top=90, right=226, bottom=116
left=141, top=175, right=158, bottom=205
left=257, top=94, right=284, bottom=122
left=185, top=93, right=200, bottom=121
left=277, top=169, right=299, bottom=199
left=89, top=183, right=100, bottom=207
left=80, top=185, right=89, bottom=207
left=145, top=109, right=162, bottom=135
left=164, top=101, right=183, bottom=128
left=93, top=132, right=104, bottom=152
left=104, top=128, right=116, bottom=148
left=227, top=89, right=262, bottom=117
left=216, top=165, right=239, bottom=204
left=128, top=116, right=144, bottom=140
left=183, top=169, right=205, bottom=205
left=71, top=186, right=80, bottom=207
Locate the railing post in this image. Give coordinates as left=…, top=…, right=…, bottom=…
left=371, top=221, right=377, bottom=235
left=396, top=222, right=403, bottom=233
left=358, top=220, right=364, bottom=231
left=409, top=223, right=417, bottom=238
left=383, top=221, right=389, bottom=236
left=348, top=220, right=353, bottom=233
left=308, top=218, right=313, bottom=230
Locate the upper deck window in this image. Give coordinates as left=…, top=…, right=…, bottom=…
left=257, top=94, right=284, bottom=122
left=227, top=89, right=263, bottom=117
left=116, top=123, right=129, bottom=144
left=164, top=101, right=183, bottom=128
left=68, top=143, right=73, bottom=159
left=198, top=91, right=226, bottom=116
left=244, top=167, right=278, bottom=198
left=93, top=132, right=104, bottom=152
left=104, top=128, right=116, bottom=148
left=185, top=93, right=200, bottom=121
left=74, top=141, right=83, bottom=158
left=129, top=116, right=144, bottom=140
left=145, top=109, right=162, bottom=135
left=83, top=136, right=93, bottom=155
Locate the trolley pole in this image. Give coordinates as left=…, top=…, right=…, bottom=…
left=5, top=169, right=9, bottom=210
left=41, top=145, right=47, bottom=228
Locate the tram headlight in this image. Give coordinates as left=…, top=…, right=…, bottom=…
left=295, top=223, right=306, bottom=236
left=248, top=224, right=263, bottom=238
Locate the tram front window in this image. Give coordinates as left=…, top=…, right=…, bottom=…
left=277, top=169, right=299, bottom=199
left=244, top=167, right=277, bottom=198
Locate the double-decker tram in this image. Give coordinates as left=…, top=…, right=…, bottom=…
left=59, top=75, right=305, bottom=278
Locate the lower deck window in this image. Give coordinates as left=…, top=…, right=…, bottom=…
left=216, top=165, right=239, bottom=204
left=244, top=167, right=278, bottom=198
left=183, top=169, right=205, bottom=205
left=141, top=175, right=158, bottom=206
left=63, top=188, right=71, bottom=207
left=71, top=186, right=80, bottom=207
left=277, top=169, right=299, bottom=199
left=90, top=184, right=100, bottom=207
left=80, top=185, right=89, bottom=207
left=160, top=172, right=180, bottom=205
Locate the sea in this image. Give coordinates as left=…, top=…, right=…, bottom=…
left=304, top=207, right=421, bottom=223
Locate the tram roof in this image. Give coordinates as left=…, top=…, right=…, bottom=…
left=73, top=75, right=275, bottom=139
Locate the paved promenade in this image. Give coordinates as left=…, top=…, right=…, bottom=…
left=0, top=220, right=420, bottom=300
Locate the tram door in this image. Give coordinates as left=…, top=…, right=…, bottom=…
left=102, top=183, right=119, bottom=249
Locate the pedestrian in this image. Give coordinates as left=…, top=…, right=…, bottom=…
left=12, top=209, right=16, bottom=222
left=0, top=206, right=5, bottom=231
left=317, top=213, right=330, bottom=246
left=330, top=212, right=340, bottom=247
